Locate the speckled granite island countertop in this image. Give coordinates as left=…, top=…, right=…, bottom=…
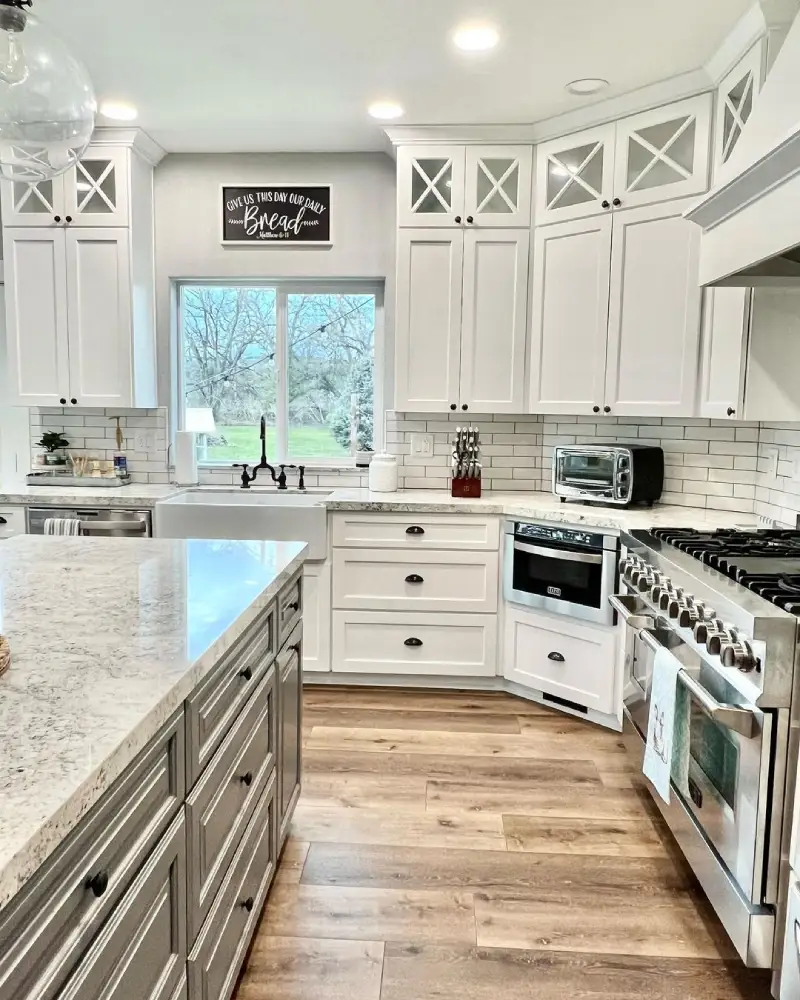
left=0, top=535, right=306, bottom=912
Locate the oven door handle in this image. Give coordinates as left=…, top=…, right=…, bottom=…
left=638, top=628, right=757, bottom=739
left=513, top=540, right=603, bottom=565
left=608, top=594, right=655, bottom=629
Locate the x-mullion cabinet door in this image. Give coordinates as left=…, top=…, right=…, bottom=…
left=63, top=146, right=130, bottom=227
left=534, top=124, right=616, bottom=224
left=397, top=146, right=466, bottom=228
left=464, top=146, right=532, bottom=227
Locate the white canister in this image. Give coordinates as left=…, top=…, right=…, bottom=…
left=174, top=430, right=198, bottom=485
left=368, top=452, right=398, bottom=493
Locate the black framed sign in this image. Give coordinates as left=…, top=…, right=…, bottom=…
left=221, top=184, right=331, bottom=245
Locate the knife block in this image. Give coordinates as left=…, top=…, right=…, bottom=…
left=451, top=476, right=482, bottom=499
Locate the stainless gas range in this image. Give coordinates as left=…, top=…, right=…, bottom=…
left=613, top=526, right=800, bottom=977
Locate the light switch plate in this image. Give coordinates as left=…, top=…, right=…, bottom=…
left=409, top=433, right=434, bottom=459
left=135, top=431, right=155, bottom=453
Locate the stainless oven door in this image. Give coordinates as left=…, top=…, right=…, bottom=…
left=614, top=594, right=772, bottom=907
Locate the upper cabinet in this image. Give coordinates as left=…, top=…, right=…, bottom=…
left=398, top=144, right=532, bottom=228
left=713, top=41, right=763, bottom=172
left=535, top=95, right=712, bottom=224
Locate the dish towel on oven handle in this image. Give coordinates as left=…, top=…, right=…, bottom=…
left=43, top=517, right=81, bottom=536
left=642, top=645, right=691, bottom=804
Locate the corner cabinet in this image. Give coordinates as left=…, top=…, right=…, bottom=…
left=1, top=133, right=162, bottom=408
left=529, top=198, right=702, bottom=416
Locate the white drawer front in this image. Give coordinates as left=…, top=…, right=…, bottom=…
left=0, top=506, right=26, bottom=539
left=781, top=878, right=800, bottom=1000
left=503, top=607, right=617, bottom=715
left=332, top=611, right=497, bottom=677
left=332, top=549, right=498, bottom=613
left=332, top=512, right=500, bottom=551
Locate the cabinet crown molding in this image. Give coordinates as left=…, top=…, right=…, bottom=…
left=91, top=127, right=166, bottom=167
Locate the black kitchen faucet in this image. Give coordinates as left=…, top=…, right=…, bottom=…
left=234, top=415, right=305, bottom=490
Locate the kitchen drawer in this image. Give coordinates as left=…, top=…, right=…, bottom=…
left=332, top=512, right=500, bottom=551
left=332, top=611, right=497, bottom=678
left=0, top=505, right=26, bottom=539
left=186, top=667, right=276, bottom=943
left=332, top=548, right=499, bottom=613
left=186, top=604, right=276, bottom=786
left=188, top=773, right=277, bottom=1000
left=278, top=574, right=302, bottom=644
left=0, top=709, right=184, bottom=1000
left=278, top=621, right=303, bottom=850
left=503, top=606, right=617, bottom=715
left=781, top=877, right=800, bottom=999
left=58, top=811, right=187, bottom=1000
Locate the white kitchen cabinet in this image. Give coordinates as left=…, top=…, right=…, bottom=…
left=331, top=512, right=500, bottom=551
left=459, top=229, right=529, bottom=412
left=714, top=41, right=764, bottom=172
left=395, top=226, right=529, bottom=413
left=529, top=198, right=701, bottom=416
left=397, top=144, right=532, bottom=229
left=742, top=288, right=800, bottom=423
left=503, top=605, right=618, bottom=718
left=528, top=215, right=611, bottom=414
left=534, top=95, right=711, bottom=225
left=605, top=200, right=702, bottom=416
left=0, top=505, right=26, bottom=538
left=698, top=288, right=751, bottom=419
left=302, top=561, right=331, bottom=674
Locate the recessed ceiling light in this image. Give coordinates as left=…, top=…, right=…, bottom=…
left=368, top=101, right=404, bottom=120
left=566, top=78, right=609, bottom=96
left=99, top=100, right=138, bottom=121
left=453, top=23, right=499, bottom=52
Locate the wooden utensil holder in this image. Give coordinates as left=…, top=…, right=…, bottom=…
left=451, top=476, right=482, bottom=498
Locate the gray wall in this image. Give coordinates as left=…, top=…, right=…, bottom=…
left=153, top=151, right=397, bottom=410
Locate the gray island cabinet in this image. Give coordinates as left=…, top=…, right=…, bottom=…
left=0, top=536, right=306, bottom=1000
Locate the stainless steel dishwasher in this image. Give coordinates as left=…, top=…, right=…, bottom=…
left=27, top=507, right=153, bottom=537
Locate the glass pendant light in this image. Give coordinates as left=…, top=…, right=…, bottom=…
left=0, top=0, right=96, bottom=183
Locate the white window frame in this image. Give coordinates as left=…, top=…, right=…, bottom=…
left=175, top=278, right=384, bottom=467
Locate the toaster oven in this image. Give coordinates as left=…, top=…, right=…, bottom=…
left=553, top=444, right=664, bottom=507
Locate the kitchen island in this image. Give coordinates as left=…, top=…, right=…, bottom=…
left=0, top=534, right=306, bottom=1000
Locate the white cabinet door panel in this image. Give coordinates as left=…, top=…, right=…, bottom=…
left=65, top=229, right=133, bottom=408
left=331, top=512, right=500, bottom=551
left=3, top=229, right=70, bottom=405
left=605, top=200, right=701, bottom=417
left=534, top=124, right=616, bottom=224
left=0, top=175, right=65, bottom=227
left=302, top=562, right=331, bottom=673
left=714, top=42, right=764, bottom=175
left=699, top=287, right=750, bottom=419
left=464, top=146, right=532, bottom=227
left=460, top=229, right=528, bottom=413
left=63, top=147, right=130, bottom=227
left=528, top=215, right=611, bottom=414
left=397, top=146, right=465, bottom=228
left=395, top=229, right=463, bottom=412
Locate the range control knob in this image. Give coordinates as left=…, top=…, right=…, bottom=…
left=649, top=583, right=664, bottom=603
left=667, top=598, right=687, bottom=620
left=693, top=618, right=723, bottom=644
left=677, top=607, right=700, bottom=629
left=658, top=589, right=674, bottom=611
left=708, top=627, right=738, bottom=656
left=721, top=640, right=757, bottom=673
left=636, top=573, right=654, bottom=593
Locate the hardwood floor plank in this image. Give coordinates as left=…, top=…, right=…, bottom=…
left=291, top=802, right=507, bottom=851
left=473, top=890, right=738, bottom=960
left=301, top=772, right=428, bottom=810
left=262, top=883, right=477, bottom=945
left=302, top=686, right=555, bottom=716
left=304, top=749, right=603, bottom=784
left=503, top=813, right=668, bottom=858
left=305, top=726, right=626, bottom=761
left=427, top=779, right=651, bottom=820
left=379, top=943, right=771, bottom=1000
left=304, top=706, right=522, bottom=733
left=237, top=936, right=384, bottom=1000
left=300, top=842, right=697, bottom=896
left=274, top=839, right=310, bottom=884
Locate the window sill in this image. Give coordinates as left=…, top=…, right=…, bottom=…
left=194, top=462, right=367, bottom=473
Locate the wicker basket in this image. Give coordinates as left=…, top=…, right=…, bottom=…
left=0, top=635, right=8, bottom=678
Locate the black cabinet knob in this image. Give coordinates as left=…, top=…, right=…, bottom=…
left=240, top=771, right=253, bottom=787
left=461, top=404, right=468, bottom=411
left=0, top=517, right=6, bottom=525
left=601, top=201, right=610, bottom=209
left=405, top=525, right=424, bottom=535
left=65, top=215, right=73, bottom=223
left=466, top=216, right=474, bottom=224
left=547, top=651, right=565, bottom=662
left=54, top=215, right=61, bottom=223
left=449, top=403, right=457, bottom=410
left=612, top=198, right=621, bottom=207
left=287, top=601, right=299, bottom=612
left=239, top=665, right=253, bottom=681
left=59, top=397, right=67, bottom=405
left=405, top=574, right=424, bottom=584
left=454, top=215, right=462, bottom=224
left=592, top=405, right=600, bottom=413
left=603, top=406, right=611, bottom=413
left=70, top=398, right=77, bottom=405
left=404, top=637, right=423, bottom=647
left=88, top=871, right=109, bottom=898
left=242, top=896, right=254, bottom=912
left=727, top=407, right=735, bottom=416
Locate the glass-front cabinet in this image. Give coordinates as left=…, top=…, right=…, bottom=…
left=397, top=146, right=466, bottom=227
left=535, top=123, right=616, bottom=224
left=714, top=42, right=763, bottom=173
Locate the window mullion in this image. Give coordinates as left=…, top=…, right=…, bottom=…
left=276, top=289, right=289, bottom=462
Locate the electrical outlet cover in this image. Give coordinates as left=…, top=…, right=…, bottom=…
left=134, top=431, right=155, bottom=453
left=409, top=434, right=434, bottom=458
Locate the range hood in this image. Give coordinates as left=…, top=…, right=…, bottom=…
left=687, top=5, right=800, bottom=286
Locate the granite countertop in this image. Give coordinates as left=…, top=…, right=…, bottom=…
left=323, top=489, right=760, bottom=531
left=0, top=535, right=307, bottom=912
left=0, top=483, right=178, bottom=508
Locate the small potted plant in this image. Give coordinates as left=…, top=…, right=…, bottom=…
left=37, top=431, right=70, bottom=466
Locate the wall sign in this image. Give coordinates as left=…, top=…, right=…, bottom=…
left=221, top=184, right=331, bottom=245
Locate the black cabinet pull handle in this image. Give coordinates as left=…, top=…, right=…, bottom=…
left=87, top=871, right=109, bottom=897
left=466, top=215, right=474, bottom=224
left=60, top=397, right=67, bottom=405
left=449, top=403, right=457, bottom=410
left=70, top=398, right=77, bottom=405
left=603, top=406, right=611, bottom=413
left=240, top=771, right=253, bottom=787
left=612, top=198, right=621, bottom=207
left=592, top=406, right=600, bottom=413
left=727, top=407, right=735, bottom=416
left=404, top=637, right=423, bottom=647
left=454, top=215, right=462, bottom=224
left=242, top=896, right=254, bottom=912
left=406, top=525, right=424, bottom=535
left=548, top=651, right=565, bottom=662
left=405, top=574, right=424, bottom=584
left=239, top=665, right=253, bottom=681
left=601, top=200, right=610, bottom=209
left=54, top=215, right=61, bottom=223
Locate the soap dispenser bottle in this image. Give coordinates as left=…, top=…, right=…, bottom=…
left=109, top=416, right=128, bottom=479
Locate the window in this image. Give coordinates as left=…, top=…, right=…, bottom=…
left=179, top=282, right=380, bottom=465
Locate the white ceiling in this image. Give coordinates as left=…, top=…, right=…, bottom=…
left=40, top=0, right=753, bottom=153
